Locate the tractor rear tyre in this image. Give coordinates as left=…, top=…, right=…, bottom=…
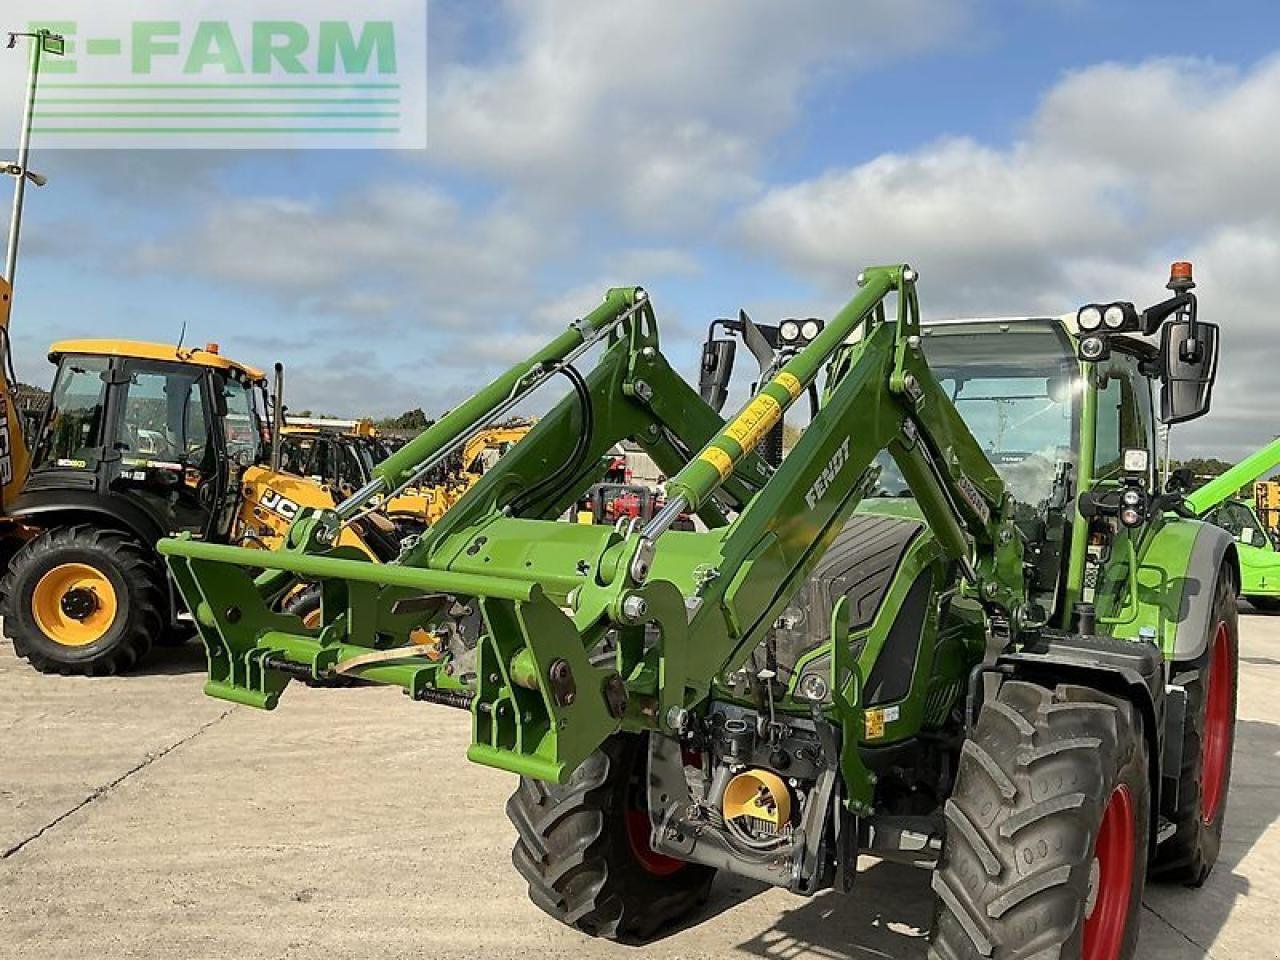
left=1150, top=567, right=1238, bottom=886
left=1, top=525, right=164, bottom=676
left=506, top=732, right=716, bottom=942
left=931, top=681, right=1149, bottom=960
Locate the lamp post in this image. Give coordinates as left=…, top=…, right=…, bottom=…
left=4, top=29, right=63, bottom=288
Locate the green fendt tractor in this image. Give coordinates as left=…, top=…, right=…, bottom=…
left=161, top=261, right=1234, bottom=960
left=1183, top=436, right=1280, bottom=610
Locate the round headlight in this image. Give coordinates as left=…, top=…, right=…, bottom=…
left=800, top=319, right=822, bottom=341
left=1121, top=506, right=1143, bottom=527
left=1121, top=487, right=1144, bottom=507
left=1103, top=304, right=1127, bottom=330
left=779, top=320, right=801, bottom=343
left=797, top=672, right=829, bottom=702
left=1080, top=336, right=1105, bottom=360
left=1078, top=306, right=1103, bottom=331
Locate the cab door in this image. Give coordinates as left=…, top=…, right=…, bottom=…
left=111, top=360, right=221, bottom=538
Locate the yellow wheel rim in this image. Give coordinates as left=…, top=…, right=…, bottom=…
left=31, top=563, right=119, bottom=647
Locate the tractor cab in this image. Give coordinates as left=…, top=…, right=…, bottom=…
left=19, top=340, right=269, bottom=543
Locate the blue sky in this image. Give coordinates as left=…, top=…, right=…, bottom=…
left=6, top=0, right=1280, bottom=458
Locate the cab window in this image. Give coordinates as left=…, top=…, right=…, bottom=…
left=1207, top=500, right=1270, bottom=550
left=33, top=357, right=110, bottom=470
left=118, top=365, right=209, bottom=467
left=222, top=377, right=264, bottom=463
left=1093, top=350, right=1153, bottom=484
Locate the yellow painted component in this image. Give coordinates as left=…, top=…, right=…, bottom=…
left=722, top=768, right=792, bottom=831
left=724, top=393, right=782, bottom=453
left=48, top=339, right=265, bottom=381
left=774, top=371, right=803, bottom=400
left=31, top=562, right=119, bottom=647
left=0, top=277, right=31, bottom=504
left=699, top=445, right=735, bottom=482
left=236, top=465, right=377, bottom=560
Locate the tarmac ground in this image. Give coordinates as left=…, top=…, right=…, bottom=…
left=2, top=611, right=1277, bottom=959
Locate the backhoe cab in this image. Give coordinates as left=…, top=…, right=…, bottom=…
left=161, top=262, right=1234, bottom=960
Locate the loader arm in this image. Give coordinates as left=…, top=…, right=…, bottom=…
left=1185, top=435, right=1280, bottom=516
left=160, top=265, right=1025, bottom=783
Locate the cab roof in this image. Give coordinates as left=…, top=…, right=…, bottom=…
left=48, top=339, right=265, bottom=381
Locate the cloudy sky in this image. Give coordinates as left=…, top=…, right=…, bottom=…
left=4, top=0, right=1279, bottom=459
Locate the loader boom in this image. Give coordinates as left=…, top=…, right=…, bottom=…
left=1185, top=435, right=1280, bottom=516
left=160, top=265, right=1025, bottom=784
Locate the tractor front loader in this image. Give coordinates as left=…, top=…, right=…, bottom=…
left=161, top=263, right=1235, bottom=960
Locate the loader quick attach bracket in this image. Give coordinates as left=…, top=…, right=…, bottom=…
left=160, top=265, right=1027, bottom=787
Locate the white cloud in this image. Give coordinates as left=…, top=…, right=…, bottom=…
left=739, top=55, right=1280, bottom=454
left=430, top=0, right=971, bottom=225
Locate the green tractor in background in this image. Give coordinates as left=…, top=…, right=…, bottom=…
left=1183, top=436, right=1280, bottom=610
left=161, top=260, right=1232, bottom=960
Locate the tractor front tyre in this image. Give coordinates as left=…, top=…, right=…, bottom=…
left=506, top=732, right=716, bottom=942
left=1150, top=568, right=1238, bottom=886
left=1, top=525, right=164, bottom=676
left=931, top=681, right=1150, bottom=960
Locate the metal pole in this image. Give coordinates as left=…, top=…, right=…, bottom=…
left=4, top=33, right=41, bottom=286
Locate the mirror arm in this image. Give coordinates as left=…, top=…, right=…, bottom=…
left=1141, top=292, right=1193, bottom=336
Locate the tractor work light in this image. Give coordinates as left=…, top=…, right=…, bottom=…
left=1078, top=306, right=1103, bottom=332
left=1079, top=335, right=1109, bottom=362
left=779, top=319, right=802, bottom=343
left=1119, top=486, right=1146, bottom=528
left=1103, top=305, right=1127, bottom=330
left=800, top=318, right=823, bottom=341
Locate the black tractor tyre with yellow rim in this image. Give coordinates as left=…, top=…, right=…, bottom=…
left=1, top=525, right=165, bottom=675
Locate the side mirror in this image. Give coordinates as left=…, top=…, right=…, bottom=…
left=699, top=336, right=736, bottom=413
left=1160, top=319, right=1219, bottom=424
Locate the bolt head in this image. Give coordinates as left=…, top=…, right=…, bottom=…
left=622, top=595, right=648, bottom=621
left=665, top=706, right=690, bottom=732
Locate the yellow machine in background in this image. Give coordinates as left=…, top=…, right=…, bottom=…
left=1255, top=480, right=1280, bottom=536
left=0, top=309, right=392, bottom=676
left=279, top=418, right=532, bottom=536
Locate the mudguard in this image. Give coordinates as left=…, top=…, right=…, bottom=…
left=1111, top=518, right=1237, bottom=663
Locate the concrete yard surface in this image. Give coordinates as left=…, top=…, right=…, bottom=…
left=2, top=615, right=1278, bottom=960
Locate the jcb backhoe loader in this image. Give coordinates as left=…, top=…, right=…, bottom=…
left=161, top=262, right=1233, bottom=960
left=0, top=284, right=397, bottom=676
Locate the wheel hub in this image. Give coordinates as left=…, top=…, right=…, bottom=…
left=59, top=586, right=100, bottom=621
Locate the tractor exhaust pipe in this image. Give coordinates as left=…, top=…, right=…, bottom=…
left=270, top=362, right=285, bottom=473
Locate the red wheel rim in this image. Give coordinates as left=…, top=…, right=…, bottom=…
left=1083, top=785, right=1135, bottom=960
left=1201, top=620, right=1234, bottom=825
left=625, top=810, right=686, bottom=877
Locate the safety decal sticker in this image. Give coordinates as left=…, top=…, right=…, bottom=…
left=699, top=445, right=735, bottom=481
left=724, top=393, right=782, bottom=453
left=774, top=371, right=803, bottom=401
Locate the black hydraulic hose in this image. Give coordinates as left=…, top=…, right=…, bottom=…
left=507, top=364, right=593, bottom=517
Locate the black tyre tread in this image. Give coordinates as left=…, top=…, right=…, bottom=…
left=929, top=681, right=1149, bottom=960
left=1, top=525, right=164, bottom=676
left=1150, top=568, right=1238, bottom=886
left=506, top=734, right=715, bottom=942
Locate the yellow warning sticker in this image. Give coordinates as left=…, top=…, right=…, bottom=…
left=699, top=445, right=734, bottom=481
left=774, top=371, right=803, bottom=401
left=864, top=709, right=886, bottom=740
left=724, top=393, right=782, bottom=452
